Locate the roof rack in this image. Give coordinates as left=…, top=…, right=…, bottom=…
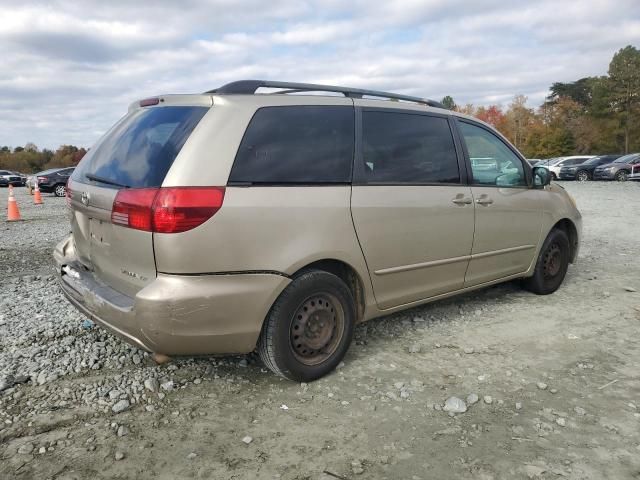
left=205, top=80, right=445, bottom=108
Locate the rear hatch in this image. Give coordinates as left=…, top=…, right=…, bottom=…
left=67, top=97, right=210, bottom=297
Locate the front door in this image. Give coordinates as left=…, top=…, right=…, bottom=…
left=351, top=107, right=475, bottom=309
left=457, top=120, right=543, bottom=286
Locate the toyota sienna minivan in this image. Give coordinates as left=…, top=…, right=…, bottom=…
left=55, top=80, right=582, bottom=381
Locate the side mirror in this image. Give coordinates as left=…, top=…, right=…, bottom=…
left=532, top=166, right=552, bottom=187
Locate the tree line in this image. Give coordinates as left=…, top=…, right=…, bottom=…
left=442, top=45, right=640, bottom=158
left=1, top=45, right=637, bottom=170
left=0, top=144, right=87, bottom=173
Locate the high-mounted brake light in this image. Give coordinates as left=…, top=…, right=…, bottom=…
left=111, top=187, right=225, bottom=233
left=139, top=98, right=160, bottom=107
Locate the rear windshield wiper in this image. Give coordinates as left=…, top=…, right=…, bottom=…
left=85, top=173, right=130, bottom=188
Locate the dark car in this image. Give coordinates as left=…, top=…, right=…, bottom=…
left=0, top=176, right=8, bottom=187
left=593, top=153, right=640, bottom=181
left=0, top=170, right=23, bottom=186
left=558, top=154, right=622, bottom=181
left=36, top=167, right=75, bottom=196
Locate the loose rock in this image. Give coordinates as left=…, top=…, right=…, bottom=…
left=443, top=396, right=467, bottom=413
left=112, top=400, right=130, bottom=414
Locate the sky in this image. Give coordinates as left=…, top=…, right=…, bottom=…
left=0, top=0, right=639, bottom=149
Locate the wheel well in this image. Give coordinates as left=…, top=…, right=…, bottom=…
left=553, top=219, right=578, bottom=263
left=293, top=259, right=366, bottom=322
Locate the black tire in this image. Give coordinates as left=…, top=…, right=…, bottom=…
left=576, top=170, right=590, bottom=182
left=523, top=228, right=570, bottom=295
left=54, top=184, right=66, bottom=197
left=615, top=170, right=628, bottom=182
left=258, top=270, right=355, bottom=382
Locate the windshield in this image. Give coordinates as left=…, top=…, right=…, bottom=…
left=583, top=157, right=607, bottom=165
left=612, top=154, right=639, bottom=163
left=72, top=106, right=208, bottom=188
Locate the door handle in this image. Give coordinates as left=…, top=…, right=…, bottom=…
left=476, top=197, right=494, bottom=205
left=452, top=197, right=473, bottom=205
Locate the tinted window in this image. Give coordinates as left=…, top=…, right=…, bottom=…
left=73, top=106, right=208, bottom=188
left=229, top=106, right=354, bottom=184
left=459, top=122, right=526, bottom=187
left=360, top=111, right=459, bottom=183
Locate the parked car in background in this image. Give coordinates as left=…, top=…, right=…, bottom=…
left=54, top=79, right=582, bottom=382
left=0, top=170, right=24, bottom=186
left=593, top=153, right=640, bottom=181
left=0, top=176, right=8, bottom=187
left=630, top=163, right=640, bottom=181
left=32, top=167, right=75, bottom=196
left=538, top=156, right=593, bottom=180
left=558, top=154, right=623, bottom=181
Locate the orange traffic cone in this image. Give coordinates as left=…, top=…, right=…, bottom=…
left=33, top=181, right=43, bottom=205
left=7, top=185, right=22, bottom=221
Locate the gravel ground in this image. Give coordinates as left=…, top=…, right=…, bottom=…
left=1, top=183, right=639, bottom=480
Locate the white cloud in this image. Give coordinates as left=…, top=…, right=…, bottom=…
left=0, top=0, right=638, bottom=148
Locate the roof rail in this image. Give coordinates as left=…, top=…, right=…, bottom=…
left=206, top=80, right=445, bottom=108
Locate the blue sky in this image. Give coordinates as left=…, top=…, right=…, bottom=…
left=0, top=0, right=639, bottom=149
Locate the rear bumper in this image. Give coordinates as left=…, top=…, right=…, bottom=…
left=54, top=236, right=290, bottom=355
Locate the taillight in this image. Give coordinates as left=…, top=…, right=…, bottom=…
left=111, top=187, right=225, bottom=233
left=111, top=188, right=158, bottom=231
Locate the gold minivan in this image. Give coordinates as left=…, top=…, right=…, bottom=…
left=54, top=80, right=581, bottom=381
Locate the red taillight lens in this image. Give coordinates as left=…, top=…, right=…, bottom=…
left=111, top=188, right=158, bottom=231
left=111, top=187, right=225, bottom=233
left=152, top=187, right=225, bottom=233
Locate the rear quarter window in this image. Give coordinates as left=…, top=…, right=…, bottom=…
left=229, top=106, right=354, bottom=184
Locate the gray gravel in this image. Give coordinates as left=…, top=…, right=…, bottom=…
left=1, top=182, right=640, bottom=480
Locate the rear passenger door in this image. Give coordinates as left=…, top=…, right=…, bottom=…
left=350, top=106, right=475, bottom=309
left=456, top=120, right=543, bottom=286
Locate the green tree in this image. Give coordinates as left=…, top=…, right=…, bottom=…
left=441, top=95, right=457, bottom=110
left=608, top=45, right=640, bottom=153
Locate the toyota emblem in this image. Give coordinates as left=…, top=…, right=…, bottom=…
left=81, top=191, right=90, bottom=206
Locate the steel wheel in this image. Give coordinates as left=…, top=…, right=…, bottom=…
left=54, top=184, right=66, bottom=197
left=576, top=171, right=589, bottom=182
left=542, top=243, right=562, bottom=279
left=290, top=293, right=345, bottom=366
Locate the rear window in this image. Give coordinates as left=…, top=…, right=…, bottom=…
left=73, top=106, right=208, bottom=188
left=229, top=106, right=354, bottom=184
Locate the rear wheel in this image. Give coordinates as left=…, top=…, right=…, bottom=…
left=523, top=228, right=570, bottom=295
left=576, top=170, right=589, bottom=182
left=54, top=184, right=66, bottom=197
left=615, top=170, right=628, bottom=182
left=258, top=270, right=355, bottom=382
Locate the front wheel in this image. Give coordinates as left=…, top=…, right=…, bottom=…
left=576, top=171, right=589, bottom=182
left=54, top=184, right=66, bottom=197
left=615, top=170, right=628, bottom=182
left=523, top=228, right=570, bottom=295
left=258, top=270, right=355, bottom=382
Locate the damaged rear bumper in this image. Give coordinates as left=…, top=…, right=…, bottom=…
left=54, top=235, right=290, bottom=355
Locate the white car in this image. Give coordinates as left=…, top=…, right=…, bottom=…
left=630, top=163, right=640, bottom=181
left=538, top=156, right=594, bottom=180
